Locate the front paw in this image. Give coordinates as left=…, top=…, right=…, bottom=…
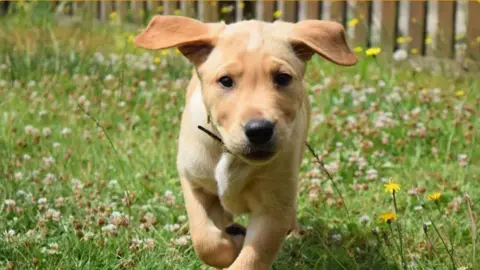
left=225, top=223, right=246, bottom=251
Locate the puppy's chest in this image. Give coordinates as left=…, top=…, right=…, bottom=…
left=214, top=153, right=253, bottom=213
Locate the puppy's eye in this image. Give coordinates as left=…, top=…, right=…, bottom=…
left=273, top=73, right=292, bottom=87
left=218, top=76, right=234, bottom=88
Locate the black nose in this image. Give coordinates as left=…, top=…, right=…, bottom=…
left=244, top=119, right=275, bottom=145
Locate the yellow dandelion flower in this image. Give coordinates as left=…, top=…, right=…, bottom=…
left=476, top=36, right=480, bottom=44
left=384, top=182, right=400, bottom=193
left=425, top=36, right=432, bottom=45
left=427, top=192, right=441, bottom=201
left=161, top=50, right=168, bottom=56
left=379, top=212, right=397, bottom=223
left=128, top=35, right=135, bottom=43
left=455, top=34, right=465, bottom=41
left=348, top=18, right=359, bottom=27
left=396, top=37, right=406, bottom=44
left=365, top=47, right=381, bottom=56
left=221, top=6, right=233, bottom=14
left=156, top=6, right=164, bottom=13
left=175, top=48, right=181, bottom=54
left=174, top=9, right=181, bottom=16
left=273, top=10, right=282, bottom=19
left=410, top=48, right=419, bottom=54
left=354, top=46, right=363, bottom=53
left=239, top=1, right=245, bottom=9
left=456, top=90, right=465, bottom=97
left=109, top=12, right=117, bottom=21
left=411, top=18, right=417, bottom=23
left=154, top=57, right=161, bottom=64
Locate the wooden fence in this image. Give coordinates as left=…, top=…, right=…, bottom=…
left=2, top=1, right=480, bottom=62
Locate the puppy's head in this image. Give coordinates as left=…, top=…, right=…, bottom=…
left=135, top=16, right=356, bottom=165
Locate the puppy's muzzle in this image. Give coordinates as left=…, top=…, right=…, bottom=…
left=244, top=119, right=276, bottom=161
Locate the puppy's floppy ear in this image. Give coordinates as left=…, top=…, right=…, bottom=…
left=134, top=15, right=224, bottom=64
left=290, top=20, right=357, bottom=66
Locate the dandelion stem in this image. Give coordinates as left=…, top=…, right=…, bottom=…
left=434, top=201, right=456, bottom=263
left=388, top=222, right=406, bottom=270
left=427, top=215, right=457, bottom=270
left=305, top=142, right=352, bottom=223
left=392, top=191, right=407, bottom=269
left=423, top=224, right=445, bottom=266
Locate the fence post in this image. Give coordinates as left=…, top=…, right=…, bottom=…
left=436, top=1, right=456, bottom=58
left=199, top=0, right=219, bottom=22
left=131, top=1, right=144, bottom=24
left=100, top=1, right=114, bottom=21
left=181, top=0, right=196, bottom=17
left=256, top=0, right=274, bottom=22
left=117, top=1, right=128, bottom=22
left=278, top=0, right=296, bottom=22
left=352, top=2, right=371, bottom=48
left=330, top=1, right=346, bottom=25
left=380, top=1, right=398, bottom=54
left=298, top=0, right=320, bottom=21
left=164, top=0, right=178, bottom=15
left=467, top=1, right=480, bottom=61
left=236, top=0, right=243, bottom=21
left=408, top=0, right=427, bottom=55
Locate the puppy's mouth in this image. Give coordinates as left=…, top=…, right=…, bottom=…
left=242, top=143, right=277, bottom=164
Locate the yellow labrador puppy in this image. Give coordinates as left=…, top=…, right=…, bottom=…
left=135, top=16, right=356, bottom=269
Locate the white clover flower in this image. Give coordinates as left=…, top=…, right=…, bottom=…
left=324, top=161, right=339, bottom=174
left=43, top=156, right=55, bottom=167
left=5, top=199, right=16, bottom=207
left=14, top=172, right=23, bottom=181
left=27, top=80, right=37, bottom=88
left=38, top=197, right=48, bottom=204
left=331, top=234, right=342, bottom=241
left=365, top=169, right=378, bottom=180
left=61, top=127, right=72, bottom=136
left=393, top=49, right=408, bottom=62
left=144, top=238, right=155, bottom=249
left=359, top=215, right=370, bottom=224
left=24, top=125, right=36, bottom=135
left=42, top=127, right=52, bottom=137
left=101, top=224, right=117, bottom=235
left=173, top=236, right=190, bottom=246
left=52, top=142, right=61, bottom=149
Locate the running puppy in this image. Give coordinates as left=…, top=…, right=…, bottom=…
left=135, top=16, right=356, bottom=269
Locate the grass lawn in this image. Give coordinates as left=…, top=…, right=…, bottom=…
left=1, top=4, right=479, bottom=270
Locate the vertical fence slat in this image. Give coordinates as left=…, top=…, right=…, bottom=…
left=117, top=1, right=128, bottom=21
left=330, top=1, right=345, bottom=24
left=436, top=1, right=456, bottom=58
left=164, top=0, right=178, bottom=15
left=298, top=0, right=319, bottom=20
left=236, top=0, right=243, bottom=21
left=408, top=1, right=427, bottom=55
left=131, top=1, right=143, bottom=24
left=181, top=0, right=195, bottom=17
left=101, top=1, right=113, bottom=21
left=381, top=1, right=398, bottom=54
left=199, top=0, right=218, bottom=22
left=256, top=0, right=273, bottom=22
left=353, top=2, right=371, bottom=48
left=467, top=1, right=480, bottom=61
left=279, top=0, right=296, bottom=22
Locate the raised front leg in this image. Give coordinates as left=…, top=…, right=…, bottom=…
left=228, top=210, right=294, bottom=270
left=180, top=177, right=245, bottom=269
